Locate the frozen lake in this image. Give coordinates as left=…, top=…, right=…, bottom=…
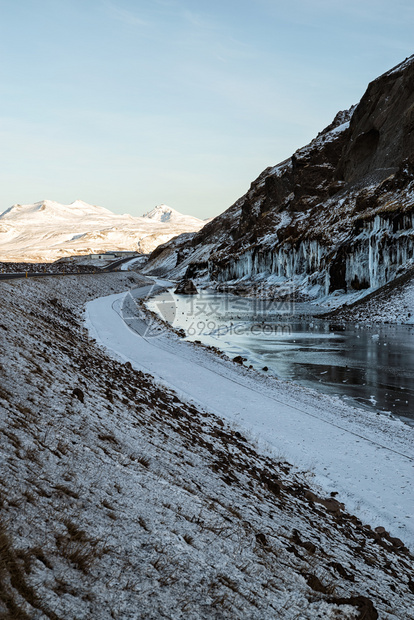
left=148, top=289, right=414, bottom=426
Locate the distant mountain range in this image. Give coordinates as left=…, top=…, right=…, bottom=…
left=0, top=200, right=205, bottom=262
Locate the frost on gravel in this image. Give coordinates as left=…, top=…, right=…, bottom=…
left=330, top=268, right=414, bottom=325
left=0, top=274, right=413, bottom=619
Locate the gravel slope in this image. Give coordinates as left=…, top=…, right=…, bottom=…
left=0, top=273, right=413, bottom=619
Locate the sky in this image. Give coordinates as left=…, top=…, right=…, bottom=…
left=0, top=1, right=413, bottom=219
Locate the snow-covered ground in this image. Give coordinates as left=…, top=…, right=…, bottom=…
left=85, top=282, right=414, bottom=550
left=0, top=200, right=205, bottom=262
left=1, top=273, right=413, bottom=618
left=328, top=268, right=414, bottom=325
left=119, top=255, right=150, bottom=271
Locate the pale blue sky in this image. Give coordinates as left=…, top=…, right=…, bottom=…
left=0, top=0, right=413, bottom=218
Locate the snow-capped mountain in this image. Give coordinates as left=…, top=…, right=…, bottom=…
left=144, top=55, right=414, bottom=306
left=0, top=200, right=205, bottom=262
left=142, top=204, right=202, bottom=226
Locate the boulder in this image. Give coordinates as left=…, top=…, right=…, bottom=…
left=232, top=356, right=244, bottom=364
left=174, top=280, right=198, bottom=295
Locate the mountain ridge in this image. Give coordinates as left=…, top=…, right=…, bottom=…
left=0, top=199, right=205, bottom=262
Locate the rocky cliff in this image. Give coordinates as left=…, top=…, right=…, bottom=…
left=144, top=56, right=414, bottom=299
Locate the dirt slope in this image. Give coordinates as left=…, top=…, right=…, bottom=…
left=0, top=274, right=413, bottom=618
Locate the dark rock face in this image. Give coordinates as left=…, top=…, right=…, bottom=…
left=174, top=280, right=198, bottom=295
left=327, top=596, right=378, bottom=620
left=146, top=56, right=414, bottom=296
left=338, top=58, right=414, bottom=186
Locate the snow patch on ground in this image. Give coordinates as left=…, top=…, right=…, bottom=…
left=329, top=269, right=414, bottom=325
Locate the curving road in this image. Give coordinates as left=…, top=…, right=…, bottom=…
left=85, top=281, right=414, bottom=550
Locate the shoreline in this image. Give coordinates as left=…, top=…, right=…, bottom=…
left=146, top=283, right=414, bottom=427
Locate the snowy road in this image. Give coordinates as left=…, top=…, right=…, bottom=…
left=85, top=283, right=414, bottom=549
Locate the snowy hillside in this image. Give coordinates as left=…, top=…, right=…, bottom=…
left=326, top=265, right=414, bottom=325
left=0, top=273, right=413, bottom=618
left=0, top=200, right=205, bottom=262
left=144, top=55, right=414, bottom=311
